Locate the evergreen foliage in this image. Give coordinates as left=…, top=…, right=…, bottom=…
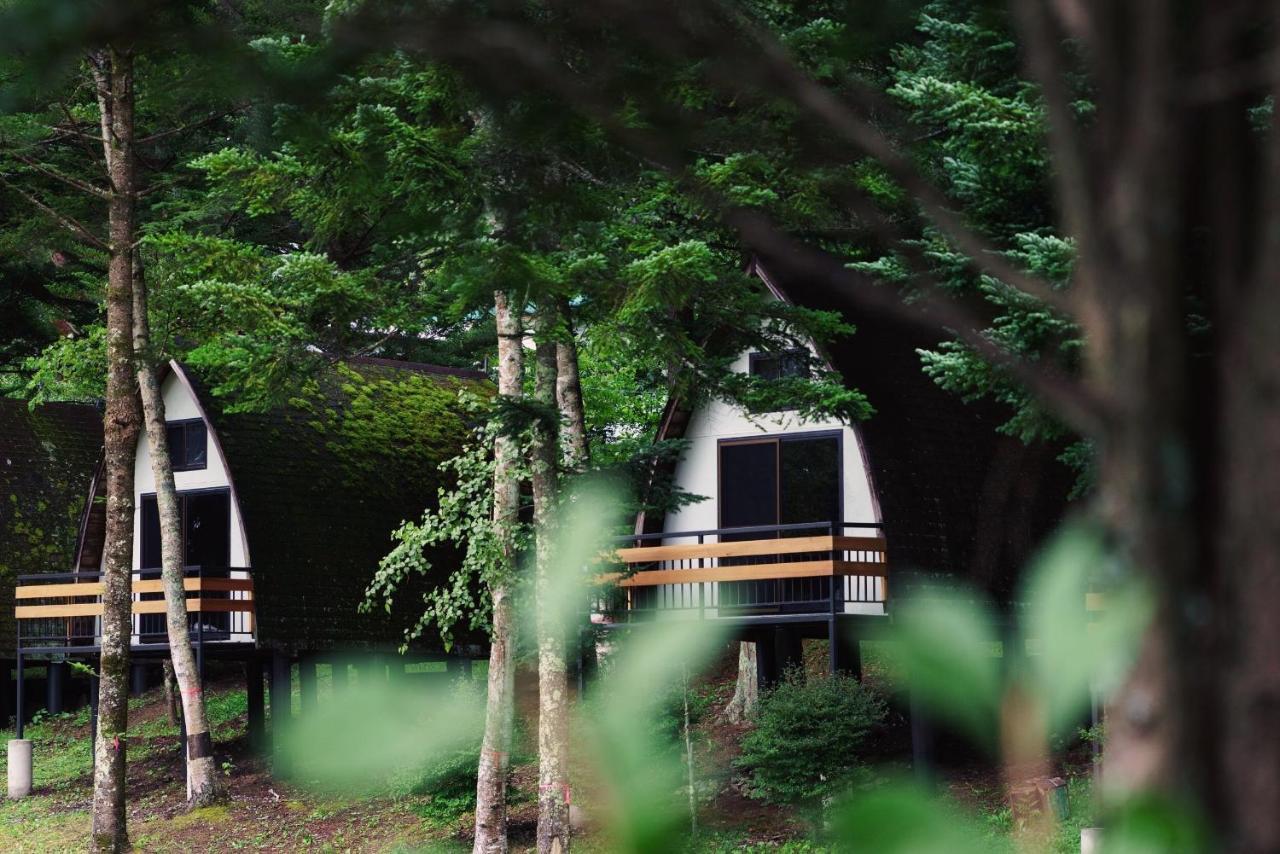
left=736, top=669, right=887, bottom=819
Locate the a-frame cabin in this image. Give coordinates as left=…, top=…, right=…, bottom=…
left=602, top=257, right=1072, bottom=686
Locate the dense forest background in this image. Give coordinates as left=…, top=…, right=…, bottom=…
left=3, top=1, right=1278, bottom=852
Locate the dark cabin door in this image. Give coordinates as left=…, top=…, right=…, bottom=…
left=719, top=434, right=841, bottom=611
left=139, top=489, right=231, bottom=640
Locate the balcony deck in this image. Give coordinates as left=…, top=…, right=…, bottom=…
left=601, top=522, right=888, bottom=623
left=14, top=566, right=255, bottom=655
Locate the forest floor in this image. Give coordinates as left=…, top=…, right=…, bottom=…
left=0, top=647, right=1096, bottom=852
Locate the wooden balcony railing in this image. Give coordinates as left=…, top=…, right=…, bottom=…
left=14, top=566, right=254, bottom=652
left=602, top=522, right=888, bottom=617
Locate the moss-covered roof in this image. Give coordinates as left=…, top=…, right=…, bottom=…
left=180, top=357, right=490, bottom=653
left=0, top=398, right=102, bottom=657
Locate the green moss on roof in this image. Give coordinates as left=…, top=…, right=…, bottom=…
left=183, top=358, right=490, bottom=652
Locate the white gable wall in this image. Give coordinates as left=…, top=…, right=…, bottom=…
left=661, top=349, right=880, bottom=537
left=130, top=370, right=249, bottom=573
left=120, top=369, right=254, bottom=644
left=656, top=347, right=885, bottom=616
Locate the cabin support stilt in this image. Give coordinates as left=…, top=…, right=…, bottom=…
left=331, top=657, right=349, bottom=693
left=269, top=651, right=292, bottom=776
left=829, top=620, right=863, bottom=679
left=15, top=652, right=24, bottom=739
left=909, top=689, right=934, bottom=786
left=130, top=661, right=149, bottom=697
left=246, top=656, right=266, bottom=752
left=46, top=660, right=67, bottom=714
left=299, top=655, right=318, bottom=713
left=445, top=658, right=471, bottom=679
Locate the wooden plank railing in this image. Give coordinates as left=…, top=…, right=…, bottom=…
left=610, top=534, right=888, bottom=587
left=15, top=566, right=255, bottom=650
left=15, top=574, right=254, bottom=619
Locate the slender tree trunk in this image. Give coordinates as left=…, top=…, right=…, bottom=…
left=553, top=302, right=598, bottom=690
left=473, top=290, right=525, bottom=854
left=162, top=659, right=181, bottom=727
left=533, top=307, right=570, bottom=854
left=90, top=45, right=141, bottom=854
left=554, top=299, right=588, bottom=472
left=682, top=661, right=698, bottom=837
left=722, top=642, right=758, bottom=724
left=131, top=257, right=224, bottom=807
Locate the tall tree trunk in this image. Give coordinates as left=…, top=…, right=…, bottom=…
left=90, top=45, right=140, bottom=854
left=554, top=299, right=588, bottom=472
left=553, top=301, right=597, bottom=688
left=131, top=257, right=224, bottom=807
left=533, top=307, right=570, bottom=854
left=473, top=290, right=525, bottom=854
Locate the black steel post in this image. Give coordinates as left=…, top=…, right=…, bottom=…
left=196, top=609, right=205, bottom=683
left=130, top=661, right=148, bottom=697
left=298, top=655, right=317, bottom=714
left=909, top=688, right=934, bottom=787
left=15, top=651, right=24, bottom=739
left=331, top=656, right=349, bottom=693
left=269, top=650, right=291, bottom=777
left=246, top=656, right=266, bottom=752
left=46, top=659, right=66, bottom=714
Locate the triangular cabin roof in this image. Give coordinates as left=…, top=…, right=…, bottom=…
left=645, top=256, right=1073, bottom=603
left=0, top=398, right=103, bottom=657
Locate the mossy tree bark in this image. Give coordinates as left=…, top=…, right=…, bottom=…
left=533, top=307, right=570, bottom=854
left=131, top=257, right=224, bottom=807
left=473, top=290, right=525, bottom=854
left=90, top=44, right=141, bottom=854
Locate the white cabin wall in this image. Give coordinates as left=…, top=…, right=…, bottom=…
left=661, top=349, right=879, bottom=538
left=130, top=370, right=248, bottom=572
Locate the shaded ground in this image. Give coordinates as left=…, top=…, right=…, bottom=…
left=0, top=647, right=1095, bottom=852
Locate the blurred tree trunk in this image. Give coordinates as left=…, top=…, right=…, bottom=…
left=1014, top=3, right=1280, bottom=849
left=90, top=44, right=141, bottom=854
left=131, top=257, right=223, bottom=807
left=473, top=289, right=525, bottom=854
left=533, top=306, right=570, bottom=854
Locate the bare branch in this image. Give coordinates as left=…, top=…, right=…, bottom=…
left=4, top=149, right=111, bottom=199
left=135, top=105, right=249, bottom=145
left=712, top=3, right=1072, bottom=314
left=0, top=174, right=107, bottom=250
left=1014, top=1, right=1094, bottom=268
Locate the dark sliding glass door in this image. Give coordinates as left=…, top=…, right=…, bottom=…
left=718, top=433, right=841, bottom=611
left=719, top=433, right=841, bottom=532
left=139, top=489, right=231, bottom=640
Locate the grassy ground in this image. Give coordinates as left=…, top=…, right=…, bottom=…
left=1, top=654, right=1098, bottom=852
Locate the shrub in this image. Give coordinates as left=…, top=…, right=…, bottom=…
left=735, top=668, right=886, bottom=817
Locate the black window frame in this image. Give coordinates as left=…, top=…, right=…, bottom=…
left=717, top=430, right=845, bottom=531
left=165, top=418, right=208, bottom=472
left=748, top=348, right=810, bottom=381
